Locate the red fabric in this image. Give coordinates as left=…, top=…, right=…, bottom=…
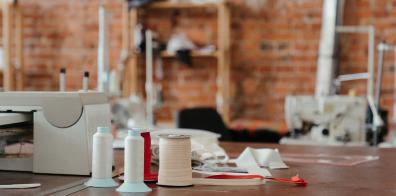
left=140, top=131, right=158, bottom=181
left=207, top=174, right=264, bottom=180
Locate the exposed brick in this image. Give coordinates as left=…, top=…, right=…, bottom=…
left=3, top=0, right=395, bottom=132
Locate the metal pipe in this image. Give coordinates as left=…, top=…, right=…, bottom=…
left=97, top=4, right=110, bottom=93
left=371, top=41, right=385, bottom=146
left=335, top=26, right=372, bottom=33
left=335, top=73, right=369, bottom=84
left=145, top=30, right=154, bottom=127
left=368, top=26, right=375, bottom=98
left=375, top=43, right=396, bottom=124
left=333, top=25, right=375, bottom=98
left=375, top=41, right=385, bottom=107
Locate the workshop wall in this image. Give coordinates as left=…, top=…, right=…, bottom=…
left=6, top=0, right=395, bottom=131
left=16, top=0, right=123, bottom=90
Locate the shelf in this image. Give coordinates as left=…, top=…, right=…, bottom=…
left=135, top=51, right=218, bottom=58
left=122, top=0, right=231, bottom=122
left=146, top=1, right=221, bottom=9
left=161, top=51, right=218, bottom=58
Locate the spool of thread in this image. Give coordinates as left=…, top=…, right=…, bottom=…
left=82, top=71, right=90, bottom=91
left=85, top=127, right=118, bottom=188
left=59, top=68, right=66, bottom=91
left=117, top=129, right=151, bottom=193
left=158, top=135, right=192, bottom=187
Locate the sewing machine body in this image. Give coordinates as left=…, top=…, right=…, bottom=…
left=283, top=95, right=367, bottom=145
left=0, top=92, right=111, bottom=175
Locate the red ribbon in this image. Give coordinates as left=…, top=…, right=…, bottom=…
left=141, top=131, right=158, bottom=181
left=206, top=174, right=307, bottom=186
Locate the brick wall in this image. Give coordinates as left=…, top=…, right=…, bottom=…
left=340, top=0, right=396, bottom=128
left=6, top=0, right=396, bottom=131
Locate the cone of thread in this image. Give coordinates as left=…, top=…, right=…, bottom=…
left=158, top=135, right=192, bottom=186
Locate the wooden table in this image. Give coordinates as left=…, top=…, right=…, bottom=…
left=1, top=142, right=395, bottom=195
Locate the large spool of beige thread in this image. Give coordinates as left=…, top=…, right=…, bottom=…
left=157, top=135, right=192, bottom=187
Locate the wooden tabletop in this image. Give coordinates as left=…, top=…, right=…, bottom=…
left=1, top=142, right=396, bottom=195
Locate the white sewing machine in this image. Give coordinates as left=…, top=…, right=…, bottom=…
left=282, top=95, right=368, bottom=146
left=0, top=91, right=111, bottom=175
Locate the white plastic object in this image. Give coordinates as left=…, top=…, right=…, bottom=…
left=85, top=127, right=118, bottom=188
left=117, top=129, right=151, bottom=193
left=0, top=183, right=41, bottom=189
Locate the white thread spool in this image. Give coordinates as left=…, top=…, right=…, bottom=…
left=59, top=68, right=66, bottom=91
left=158, top=135, right=192, bottom=187
left=117, top=129, right=151, bottom=193
left=125, top=129, right=144, bottom=183
left=85, top=127, right=118, bottom=187
left=82, top=71, right=89, bottom=91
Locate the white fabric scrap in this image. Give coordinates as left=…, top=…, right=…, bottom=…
left=235, top=147, right=288, bottom=177
left=252, top=148, right=288, bottom=169
left=235, top=147, right=271, bottom=177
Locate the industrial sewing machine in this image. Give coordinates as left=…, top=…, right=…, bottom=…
left=282, top=95, right=368, bottom=146
left=0, top=91, right=111, bottom=175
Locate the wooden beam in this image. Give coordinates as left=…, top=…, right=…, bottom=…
left=147, top=2, right=218, bottom=9
left=128, top=9, right=139, bottom=96
left=121, top=4, right=140, bottom=97
left=2, top=1, right=14, bottom=91
left=121, top=1, right=130, bottom=96
left=217, top=2, right=231, bottom=123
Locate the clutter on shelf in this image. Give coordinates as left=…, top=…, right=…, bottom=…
left=120, top=0, right=231, bottom=123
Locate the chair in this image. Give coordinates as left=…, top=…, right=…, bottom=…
left=176, top=107, right=281, bottom=143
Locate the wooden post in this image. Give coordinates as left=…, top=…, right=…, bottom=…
left=121, top=1, right=131, bottom=96
left=217, top=2, right=231, bottom=123
left=15, top=3, right=23, bottom=90
left=121, top=6, right=139, bottom=97
left=2, top=1, right=14, bottom=91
